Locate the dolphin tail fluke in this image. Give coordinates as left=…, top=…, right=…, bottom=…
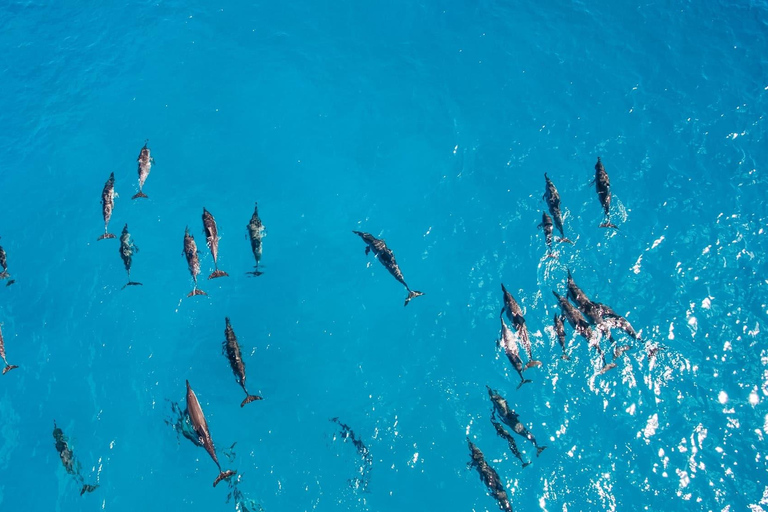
left=2, top=364, right=18, bottom=375
left=132, top=191, right=148, bottom=200
left=599, top=362, right=618, bottom=374
left=187, top=289, right=207, bottom=297
left=600, top=222, right=619, bottom=229
left=522, top=461, right=532, bottom=468
left=97, top=233, right=116, bottom=241
left=516, top=379, right=532, bottom=390
left=524, top=360, right=542, bottom=370
left=246, top=269, right=264, bottom=277
left=536, top=446, right=547, bottom=457
left=404, top=290, right=424, bottom=306
left=122, top=281, right=143, bottom=289
left=241, top=394, right=263, bottom=407
left=213, top=469, right=237, bottom=487
left=5, top=279, right=14, bottom=287
left=209, top=270, right=229, bottom=279
left=561, top=354, right=571, bottom=360
left=80, top=484, right=99, bottom=495
left=557, top=237, right=574, bottom=244
left=613, top=345, right=631, bottom=359
left=0, top=271, right=8, bottom=279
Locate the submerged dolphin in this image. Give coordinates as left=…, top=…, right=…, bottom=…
left=185, top=380, right=237, bottom=487
left=119, top=224, right=142, bottom=288
left=203, top=208, right=228, bottom=279
left=500, top=284, right=541, bottom=369
left=132, top=140, right=153, bottom=199
left=487, top=386, right=546, bottom=456
left=499, top=317, right=531, bottom=389
left=246, top=203, right=265, bottom=276
left=0, top=323, right=18, bottom=374
left=353, top=231, right=423, bottom=306
left=543, top=173, right=571, bottom=241
left=182, top=227, right=206, bottom=297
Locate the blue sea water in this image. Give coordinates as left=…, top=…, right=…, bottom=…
left=1, top=0, right=768, bottom=510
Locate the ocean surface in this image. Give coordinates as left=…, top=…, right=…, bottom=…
left=1, top=1, right=767, bottom=511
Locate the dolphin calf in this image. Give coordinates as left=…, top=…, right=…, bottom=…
left=119, top=224, right=142, bottom=288
left=246, top=203, right=265, bottom=276
left=538, top=211, right=572, bottom=254
left=592, top=157, right=618, bottom=229
left=0, top=323, right=18, bottom=374
left=185, top=380, right=237, bottom=487
left=487, top=386, right=546, bottom=456
left=132, top=140, right=153, bottom=199
left=490, top=415, right=530, bottom=468
left=467, top=439, right=513, bottom=512
left=202, top=208, right=228, bottom=279
left=222, top=318, right=262, bottom=407
left=500, top=284, right=541, bottom=369
left=97, top=173, right=117, bottom=240
left=353, top=231, right=423, bottom=306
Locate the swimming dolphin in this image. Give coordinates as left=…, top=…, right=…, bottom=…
left=202, top=208, right=228, bottom=279
left=487, top=386, right=546, bottom=456
left=97, top=173, right=117, bottom=240
left=182, top=227, right=206, bottom=297
left=184, top=380, right=237, bottom=487
left=490, top=415, right=530, bottom=468
left=331, top=417, right=373, bottom=492
left=543, top=173, right=571, bottom=241
left=0, top=238, right=13, bottom=286
left=553, top=314, right=569, bottom=360
left=0, top=323, right=18, bottom=374
left=223, top=318, right=262, bottom=407
left=467, top=439, right=513, bottom=512
left=353, top=231, right=423, bottom=306
left=499, top=317, right=531, bottom=389
left=119, top=224, right=142, bottom=288
left=246, top=203, right=265, bottom=276
left=592, top=157, right=617, bottom=229
left=52, top=421, right=99, bottom=495
left=500, top=284, right=541, bottom=369
left=132, top=140, right=153, bottom=199
left=553, top=291, right=615, bottom=373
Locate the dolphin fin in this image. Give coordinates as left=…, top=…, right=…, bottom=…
left=516, top=379, right=532, bottom=390
left=132, top=191, right=148, bottom=199
left=209, top=270, right=229, bottom=279
left=556, top=237, right=574, bottom=244
left=97, top=233, right=116, bottom=241
left=0, top=271, right=9, bottom=279
left=536, top=446, right=547, bottom=457
left=561, top=354, right=571, bottom=360
left=600, top=222, right=619, bottom=229
left=364, top=246, right=371, bottom=255
left=80, top=484, right=99, bottom=495
left=522, top=461, right=532, bottom=468
left=187, top=289, right=207, bottom=297
left=2, top=364, right=18, bottom=375
left=213, top=469, right=237, bottom=487
left=404, top=290, right=424, bottom=306
left=122, top=281, right=143, bottom=289
left=241, top=394, right=263, bottom=407
left=599, top=362, right=617, bottom=374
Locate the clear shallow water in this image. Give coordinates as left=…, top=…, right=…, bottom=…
left=1, top=1, right=767, bottom=510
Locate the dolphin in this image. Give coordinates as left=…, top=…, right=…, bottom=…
left=185, top=380, right=237, bottom=487
left=467, top=439, right=513, bottom=512
left=52, top=421, right=99, bottom=495
left=353, top=231, right=423, bottom=306
left=0, top=237, right=13, bottom=285
left=132, top=140, right=153, bottom=199
left=592, top=157, right=618, bottom=229
left=499, top=317, right=531, bottom=389
left=246, top=203, right=266, bottom=276
left=500, top=284, right=541, bottom=369
left=553, top=314, right=569, bottom=360
left=0, top=323, right=18, bottom=374
left=223, top=318, right=263, bottom=407
left=97, top=172, right=117, bottom=240
left=487, top=386, right=546, bottom=456
left=119, top=224, right=142, bottom=288
left=182, top=227, right=206, bottom=297
left=202, top=208, right=228, bottom=279
left=490, top=415, right=530, bottom=468
left=543, top=173, right=571, bottom=241
left=553, top=291, right=615, bottom=373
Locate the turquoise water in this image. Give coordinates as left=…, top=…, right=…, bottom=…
left=1, top=1, right=768, bottom=510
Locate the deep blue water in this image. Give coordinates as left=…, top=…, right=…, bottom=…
left=1, top=1, right=768, bottom=510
